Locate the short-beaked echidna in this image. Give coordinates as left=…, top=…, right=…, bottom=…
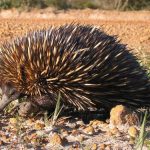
left=0, top=24, right=150, bottom=111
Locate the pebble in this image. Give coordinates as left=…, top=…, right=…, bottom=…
left=110, top=127, right=120, bottom=135
left=77, top=135, right=84, bottom=142
left=61, top=129, right=69, bottom=137
left=105, top=145, right=111, bottom=150
left=83, top=126, right=95, bottom=135
left=110, top=105, right=128, bottom=126
left=100, top=144, right=106, bottom=150
left=76, top=120, right=84, bottom=126
left=71, top=129, right=80, bottom=136
left=128, top=126, right=138, bottom=138
left=91, top=143, right=97, bottom=150
left=72, top=141, right=81, bottom=148
left=25, top=119, right=34, bottom=126
left=34, top=122, right=45, bottom=130
left=90, top=120, right=104, bottom=126
left=9, top=118, right=17, bottom=124
left=50, top=133, right=63, bottom=146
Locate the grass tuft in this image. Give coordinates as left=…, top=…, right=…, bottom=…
left=135, top=110, right=148, bottom=150
left=51, top=92, right=63, bottom=126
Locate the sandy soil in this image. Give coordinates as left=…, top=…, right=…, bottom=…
left=0, top=9, right=150, bottom=54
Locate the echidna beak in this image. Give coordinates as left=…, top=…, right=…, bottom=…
left=0, top=94, right=12, bottom=111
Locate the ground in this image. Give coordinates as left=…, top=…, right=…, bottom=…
left=0, top=8, right=150, bottom=150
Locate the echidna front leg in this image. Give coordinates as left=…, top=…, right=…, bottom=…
left=17, top=95, right=58, bottom=116
left=30, top=95, right=57, bottom=110
left=18, top=101, right=41, bottom=117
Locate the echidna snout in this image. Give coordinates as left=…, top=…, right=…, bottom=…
left=0, top=24, right=150, bottom=112
left=0, top=83, right=22, bottom=111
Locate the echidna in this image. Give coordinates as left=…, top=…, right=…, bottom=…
left=0, top=24, right=150, bottom=112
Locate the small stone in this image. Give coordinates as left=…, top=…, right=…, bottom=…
left=99, top=144, right=106, bottom=150
left=101, top=123, right=108, bottom=128
left=91, top=143, right=97, bottom=150
left=106, top=131, right=113, bottom=136
left=9, top=118, right=17, bottom=124
left=83, top=126, right=95, bottom=135
left=34, top=122, right=45, bottom=130
left=0, top=140, right=4, bottom=145
left=71, top=129, right=80, bottom=136
left=62, top=130, right=69, bottom=137
left=106, top=119, right=110, bottom=124
left=23, top=136, right=30, bottom=143
left=90, top=120, right=105, bottom=128
left=36, top=130, right=45, bottom=136
left=29, top=133, right=38, bottom=140
left=128, top=126, right=138, bottom=138
left=50, top=133, right=63, bottom=145
left=110, top=127, right=120, bottom=135
left=31, top=138, right=38, bottom=144
left=76, top=120, right=84, bottom=126
left=110, top=105, right=129, bottom=126
left=1, top=135, right=9, bottom=143
left=25, top=119, right=34, bottom=126
left=72, top=141, right=81, bottom=148
left=67, top=122, right=77, bottom=128
left=77, top=135, right=84, bottom=142
left=105, top=145, right=111, bottom=150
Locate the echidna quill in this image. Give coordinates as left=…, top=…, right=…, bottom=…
left=0, top=24, right=150, bottom=112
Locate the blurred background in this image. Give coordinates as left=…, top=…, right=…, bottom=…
left=0, top=0, right=149, bottom=69
left=0, top=0, right=150, bottom=11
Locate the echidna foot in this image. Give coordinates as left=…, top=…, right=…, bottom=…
left=18, top=101, right=41, bottom=117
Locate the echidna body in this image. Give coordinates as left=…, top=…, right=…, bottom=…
left=0, top=24, right=150, bottom=111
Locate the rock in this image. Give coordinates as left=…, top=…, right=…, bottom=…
left=71, top=129, right=80, bottom=136
left=1, top=135, right=9, bottom=143
left=99, top=144, right=106, bottom=150
left=34, top=122, right=45, bottom=130
left=106, top=131, right=113, bottom=137
left=128, top=126, right=138, bottom=138
left=0, top=139, right=4, bottom=146
left=76, top=120, right=85, bottom=126
left=110, top=127, right=120, bottom=136
left=91, top=143, right=97, bottom=150
left=105, top=145, right=111, bottom=150
left=61, top=129, right=69, bottom=137
left=90, top=120, right=105, bottom=126
left=50, top=133, right=63, bottom=146
left=77, top=135, right=84, bottom=142
left=110, top=105, right=129, bottom=126
left=25, top=119, right=34, bottom=126
left=83, top=126, right=95, bottom=135
left=72, top=141, right=81, bottom=148
left=9, top=118, right=17, bottom=124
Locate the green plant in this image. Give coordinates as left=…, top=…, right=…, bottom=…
left=51, top=92, right=63, bottom=126
left=0, top=0, right=12, bottom=9
left=135, top=110, right=148, bottom=150
left=46, top=0, right=70, bottom=10
left=0, top=0, right=150, bottom=10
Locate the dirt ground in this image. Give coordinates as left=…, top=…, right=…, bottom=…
left=0, top=9, right=150, bottom=54
left=0, top=9, right=150, bottom=150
